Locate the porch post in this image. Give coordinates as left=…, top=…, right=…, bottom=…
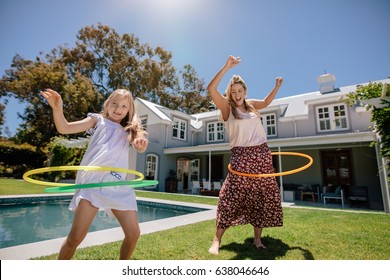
left=278, top=146, right=284, bottom=202
left=208, top=150, right=212, bottom=183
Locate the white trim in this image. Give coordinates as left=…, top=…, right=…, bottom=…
left=172, top=117, right=187, bottom=141
left=206, top=121, right=225, bottom=143
left=316, top=103, right=349, bottom=132
left=164, top=131, right=376, bottom=154
left=262, top=113, right=277, bottom=137
left=145, top=153, right=158, bottom=180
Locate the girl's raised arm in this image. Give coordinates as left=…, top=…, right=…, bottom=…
left=41, top=89, right=97, bottom=134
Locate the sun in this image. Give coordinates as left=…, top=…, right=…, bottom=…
left=147, top=0, right=205, bottom=21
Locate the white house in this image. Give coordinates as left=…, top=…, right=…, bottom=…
left=132, top=75, right=390, bottom=213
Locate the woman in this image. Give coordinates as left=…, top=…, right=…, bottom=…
left=207, top=55, right=283, bottom=255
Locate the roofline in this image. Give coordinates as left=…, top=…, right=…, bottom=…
left=135, top=98, right=172, bottom=124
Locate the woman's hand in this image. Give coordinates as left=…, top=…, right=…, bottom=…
left=275, top=77, right=283, bottom=88
left=225, top=55, right=242, bottom=69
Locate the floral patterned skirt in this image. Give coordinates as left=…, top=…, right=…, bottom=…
left=216, top=143, right=283, bottom=229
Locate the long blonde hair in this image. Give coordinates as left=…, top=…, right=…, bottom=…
left=101, top=89, right=148, bottom=143
left=225, top=75, right=260, bottom=119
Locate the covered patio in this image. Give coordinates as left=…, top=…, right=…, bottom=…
left=163, top=131, right=389, bottom=212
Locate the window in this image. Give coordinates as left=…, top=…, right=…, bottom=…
left=316, top=104, right=349, bottom=132
left=140, top=115, right=148, bottom=131
left=207, top=121, right=224, bottom=142
left=172, top=117, right=187, bottom=140
left=261, top=113, right=277, bottom=136
left=145, top=154, right=158, bottom=180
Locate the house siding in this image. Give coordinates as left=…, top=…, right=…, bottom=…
left=133, top=78, right=389, bottom=212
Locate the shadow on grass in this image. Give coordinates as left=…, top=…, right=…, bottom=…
left=219, top=236, right=314, bottom=260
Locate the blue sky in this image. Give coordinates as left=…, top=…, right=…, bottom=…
left=1, top=0, right=389, bottom=136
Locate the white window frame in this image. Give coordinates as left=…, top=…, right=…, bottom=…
left=207, top=121, right=225, bottom=142
left=261, top=113, right=277, bottom=137
left=145, top=154, right=158, bottom=180
left=172, top=117, right=187, bottom=141
left=316, top=103, right=349, bottom=132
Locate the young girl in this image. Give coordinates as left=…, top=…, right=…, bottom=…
left=41, top=88, right=148, bottom=260
left=207, top=55, right=283, bottom=255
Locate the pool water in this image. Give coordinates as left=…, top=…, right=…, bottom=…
left=0, top=199, right=206, bottom=248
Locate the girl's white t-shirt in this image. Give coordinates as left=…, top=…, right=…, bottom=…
left=224, top=109, right=267, bottom=148
left=69, top=113, right=137, bottom=215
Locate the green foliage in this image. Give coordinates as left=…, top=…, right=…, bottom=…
left=45, top=136, right=87, bottom=181
left=0, top=103, right=4, bottom=128
left=0, top=56, right=98, bottom=147
left=61, top=24, right=179, bottom=100
left=344, top=82, right=384, bottom=103
left=372, top=100, right=390, bottom=159
left=0, top=140, right=45, bottom=178
left=176, top=64, right=212, bottom=114
left=344, top=81, right=390, bottom=179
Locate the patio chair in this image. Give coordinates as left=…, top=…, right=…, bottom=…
left=348, top=186, right=369, bottom=208
left=213, top=181, right=221, bottom=190
left=191, top=181, right=200, bottom=194
left=323, top=186, right=345, bottom=208
left=203, top=181, right=211, bottom=190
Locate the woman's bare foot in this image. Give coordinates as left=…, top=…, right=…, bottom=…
left=208, top=239, right=220, bottom=255
left=253, top=238, right=266, bottom=249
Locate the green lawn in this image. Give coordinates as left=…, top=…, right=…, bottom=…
left=0, top=178, right=47, bottom=195
left=1, top=178, right=389, bottom=260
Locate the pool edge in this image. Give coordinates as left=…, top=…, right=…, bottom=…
left=0, top=197, right=216, bottom=260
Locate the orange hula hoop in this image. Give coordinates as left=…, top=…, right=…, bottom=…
left=228, top=151, right=313, bottom=178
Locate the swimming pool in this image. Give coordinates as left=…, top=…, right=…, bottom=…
left=0, top=197, right=207, bottom=249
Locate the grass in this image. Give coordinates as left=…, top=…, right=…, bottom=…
left=1, top=178, right=390, bottom=260
left=0, top=178, right=48, bottom=195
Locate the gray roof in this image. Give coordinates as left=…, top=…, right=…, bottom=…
left=136, top=78, right=389, bottom=128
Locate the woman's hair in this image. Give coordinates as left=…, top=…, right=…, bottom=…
left=225, top=75, right=260, bottom=119
left=101, top=89, right=148, bottom=143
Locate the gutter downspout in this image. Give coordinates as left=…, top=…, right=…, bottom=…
left=165, top=124, right=169, bottom=149
left=293, top=118, right=297, bottom=137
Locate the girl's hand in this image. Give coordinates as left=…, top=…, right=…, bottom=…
left=132, top=138, right=148, bottom=153
left=225, top=55, right=241, bottom=69
left=275, top=77, right=283, bottom=88
left=40, top=89, right=63, bottom=111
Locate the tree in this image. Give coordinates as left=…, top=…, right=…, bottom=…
left=60, top=23, right=179, bottom=102
left=344, top=81, right=389, bottom=179
left=0, top=102, right=4, bottom=133
left=0, top=54, right=98, bottom=148
left=0, top=24, right=211, bottom=146
left=176, top=64, right=212, bottom=114
left=0, top=70, right=9, bottom=136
